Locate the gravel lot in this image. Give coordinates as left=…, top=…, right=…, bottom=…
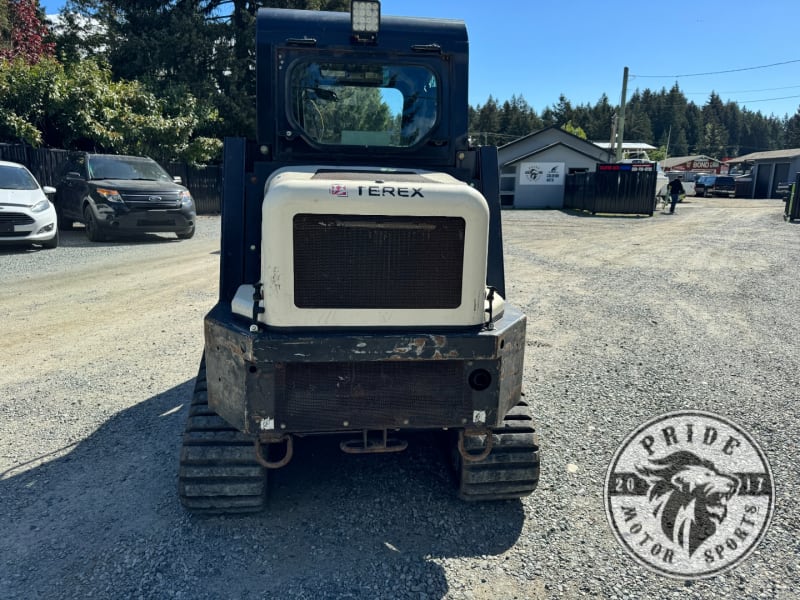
left=1, top=200, right=798, bottom=599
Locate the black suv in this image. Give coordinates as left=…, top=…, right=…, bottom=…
left=694, top=174, right=736, bottom=198
left=54, top=152, right=196, bottom=241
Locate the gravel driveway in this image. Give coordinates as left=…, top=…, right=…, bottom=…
left=1, top=200, right=798, bottom=599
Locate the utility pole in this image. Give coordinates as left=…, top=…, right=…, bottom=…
left=615, top=66, right=629, bottom=162
left=609, top=113, right=617, bottom=162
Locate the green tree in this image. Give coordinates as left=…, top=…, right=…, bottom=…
left=0, top=56, right=219, bottom=162
left=498, top=94, right=542, bottom=138
left=470, top=95, right=501, bottom=145
left=561, top=121, right=586, bottom=139
left=785, top=108, right=800, bottom=148
left=671, top=128, right=689, bottom=156
left=61, top=0, right=349, bottom=140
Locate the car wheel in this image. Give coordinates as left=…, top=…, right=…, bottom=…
left=41, top=229, right=59, bottom=249
left=84, top=206, right=105, bottom=242
left=176, top=226, right=195, bottom=240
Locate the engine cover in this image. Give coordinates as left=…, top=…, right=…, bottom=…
left=258, top=167, right=490, bottom=328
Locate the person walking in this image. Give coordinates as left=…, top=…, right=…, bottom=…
left=667, top=177, right=685, bottom=214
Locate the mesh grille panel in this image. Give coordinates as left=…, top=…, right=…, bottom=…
left=280, top=361, right=469, bottom=429
left=293, top=214, right=464, bottom=309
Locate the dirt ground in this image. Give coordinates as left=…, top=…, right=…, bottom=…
left=1, top=198, right=797, bottom=599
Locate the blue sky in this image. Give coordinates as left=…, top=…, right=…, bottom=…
left=39, top=0, right=800, bottom=119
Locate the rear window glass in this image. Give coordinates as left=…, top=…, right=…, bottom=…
left=288, top=61, right=438, bottom=148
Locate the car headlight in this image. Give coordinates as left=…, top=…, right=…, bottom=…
left=31, top=198, right=51, bottom=213
left=96, top=188, right=123, bottom=203
left=179, top=190, right=194, bottom=207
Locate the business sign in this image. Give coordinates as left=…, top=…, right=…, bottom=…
left=519, top=162, right=564, bottom=186
left=598, top=162, right=655, bottom=172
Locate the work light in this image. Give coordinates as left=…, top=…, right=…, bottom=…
left=351, top=0, right=380, bottom=41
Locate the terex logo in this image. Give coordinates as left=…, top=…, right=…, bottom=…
left=358, top=186, right=424, bottom=198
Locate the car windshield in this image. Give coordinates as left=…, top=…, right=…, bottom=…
left=0, top=165, right=38, bottom=190
left=288, top=61, right=438, bottom=147
left=87, top=156, right=173, bottom=182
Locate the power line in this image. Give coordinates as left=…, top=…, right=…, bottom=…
left=736, top=94, right=800, bottom=104
left=632, top=58, right=800, bottom=79
left=685, top=84, right=800, bottom=95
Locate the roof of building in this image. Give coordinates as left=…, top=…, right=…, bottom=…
left=592, top=142, right=657, bottom=151
left=501, top=141, right=611, bottom=167
left=661, top=155, right=720, bottom=169
left=725, top=148, right=800, bottom=163
left=499, top=125, right=611, bottom=153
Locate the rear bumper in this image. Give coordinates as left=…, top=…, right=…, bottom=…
left=204, top=303, right=526, bottom=435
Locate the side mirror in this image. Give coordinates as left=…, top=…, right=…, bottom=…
left=66, top=171, right=83, bottom=180
left=173, top=176, right=183, bottom=184
left=42, top=186, right=56, bottom=195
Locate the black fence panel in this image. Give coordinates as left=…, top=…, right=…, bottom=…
left=0, top=144, right=68, bottom=187
left=1, top=143, right=222, bottom=214
left=564, top=171, right=595, bottom=212
left=565, top=163, right=656, bottom=216
left=166, top=163, right=221, bottom=214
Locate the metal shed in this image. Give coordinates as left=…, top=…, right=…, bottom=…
left=725, top=149, right=800, bottom=199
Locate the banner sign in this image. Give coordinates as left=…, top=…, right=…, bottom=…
left=519, top=162, right=565, bottom=186
left=598, top=163, right=655, bottom=172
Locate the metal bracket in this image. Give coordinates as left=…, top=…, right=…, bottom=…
left=254, top=434, right=293, bottom=469
left=340, top=430, right=408, bottom=454
left=458, top=428, right=494, bottom=463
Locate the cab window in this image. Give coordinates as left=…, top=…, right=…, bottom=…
left=288, top=61, right=438, bottom=148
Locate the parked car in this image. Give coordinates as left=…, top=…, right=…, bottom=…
left=54, top=152, right=196, bottom=242
left=694, top=174, right=736, bottom=198
left=0, top=160, right=58, bottom=249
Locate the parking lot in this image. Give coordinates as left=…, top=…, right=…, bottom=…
left=1, top=199, right=798, bottom=599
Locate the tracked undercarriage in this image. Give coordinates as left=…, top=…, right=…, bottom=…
left=178, top=3, right=540, bottom=514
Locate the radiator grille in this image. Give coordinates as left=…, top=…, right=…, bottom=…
left=0, top=212, right=35, bottom=225
left=121, top=192, right=182, bottom=209
left=293, top=214, right=464, bottom=309
left=279, top=361, right=469, bottom=429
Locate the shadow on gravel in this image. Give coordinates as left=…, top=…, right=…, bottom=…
left=58, top=228, right=183, bottom=248
left=0, top=379, right=525, bottom=599
left=0, top=244, right=53, bottom=254
left=559, top=208, right=651, bottom=219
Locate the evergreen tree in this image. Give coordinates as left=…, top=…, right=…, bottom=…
left=471, top=95, right=501, bottom=145
left=785, top=109, right=800, bottom=148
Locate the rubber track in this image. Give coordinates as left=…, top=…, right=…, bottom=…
left=457, top=401, right=540, bottom=501
left=178, top=359, right=267, bottom=514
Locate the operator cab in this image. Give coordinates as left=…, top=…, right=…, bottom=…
left=256, top=1, right=470, bottom=168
